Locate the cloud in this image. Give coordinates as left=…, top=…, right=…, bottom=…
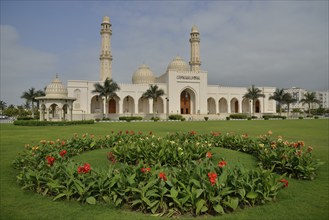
left=0, top=25, right=58, bottom=105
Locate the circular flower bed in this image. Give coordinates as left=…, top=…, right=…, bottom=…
left=12, top=131, right=321, bottom=217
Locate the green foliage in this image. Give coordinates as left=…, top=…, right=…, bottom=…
left=118, top=116, right=143, bottom=122
left=12, top=129, right=322, bottom=217
left=263, top=115, right=287, bottom=120
left=13, top=120, right=95, bottom=126
left=229, top=114, right=248, bottom=119
left=168, top=114, right=184, bottom=120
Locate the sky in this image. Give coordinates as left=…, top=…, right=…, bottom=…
left=1, top=0, right=328, bottom=106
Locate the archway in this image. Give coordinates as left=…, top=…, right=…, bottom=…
left=242, top=98, right=250, bottom=113
left=123, top=96, right=135, bottom=114
left=91, top=95, right=103, bottom=113
left=255, top=100, right=260, bottom=113
left=218, top=98, right=228, bottom=113
left=230, top=98, right=239, bottom=113
left=108, top=99, right=116, bottom=113
left=180, top=90, right=190, bottom=114
left=138, top=97, right=149, bottom=113
left=207, top=98, right=216, bottom=114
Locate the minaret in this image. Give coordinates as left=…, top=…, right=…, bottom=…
left=189, top=25, right=201, bottom=72
left=99, top=16, right=113, bottom=81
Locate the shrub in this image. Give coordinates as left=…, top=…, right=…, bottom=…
left=262, top=115, right=286, bottom=120
left=13, top=120, right=95, bottom=126
left=229, top=114, right=248, bottom=119
left=151, top=117, right=160, bottom=122
left=16, top=116, right=34, bottom=120
left=168, top=114, right=184, bottom=120
left=226, top=117, right=230, bottom=120
left=299, top=117, right=304, bottom=120
left=204, top=117, right=209, bottom=121
left=119, top=116, right=143, bottom=122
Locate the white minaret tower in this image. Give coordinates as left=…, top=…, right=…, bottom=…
left=99, top=16, right=113, bottom=81
left=189, top=25, right=201, bottom=72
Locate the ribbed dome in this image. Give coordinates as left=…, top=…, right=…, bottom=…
left=132, top=64, right=155, bottom=84
left=45, top=75, right=68, bottom=98
left=167, top=56, right=189, bottom=72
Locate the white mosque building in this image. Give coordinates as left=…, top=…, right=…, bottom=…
left=65, top=16, right=276, bottom=120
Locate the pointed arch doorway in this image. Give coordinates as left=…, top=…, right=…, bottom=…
left=180, top=90, right=191, bottom=114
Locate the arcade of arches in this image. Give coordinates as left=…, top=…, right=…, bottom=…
left=89, top=94, right=262, bottom=115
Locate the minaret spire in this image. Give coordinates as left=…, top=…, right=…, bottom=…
left=99, top=16, right=113, bottom=81
left=189, top=25, right=201, bottom=72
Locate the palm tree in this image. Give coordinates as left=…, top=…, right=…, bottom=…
left=35, top=89, right=46, bottom=109
left=243, top=85, right=265, bottom=116
left=269, top=88, right=286, bottom=115
left=282, top=93, right=297, bottom=117
left=142, top=84, right=165, bottom=118
left=92, top=78, right=120, bottom=117
left=300, top=92, right=321, bottom=114
left=21, top=87, right=39, bottom=118
left=0, top=100, right=7, bottom=111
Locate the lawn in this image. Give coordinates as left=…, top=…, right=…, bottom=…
left=1, top=119, right=328, bottom=220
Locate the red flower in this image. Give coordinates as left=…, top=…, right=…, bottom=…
left=61, top=141, right=66, bottom=146
left=206, top=152, right=212, bottom=158
left=59, top=150, right=67, bottom=158
left=159, top=172, right=167, bottom=181
left=78, top=163, right=91, bottom=174
left=189, top=131, right=197, bottom=135
left=279, top=179, right=289, bottom=188
left=46, top=156, right=55, bottom=166
left=141, top=167, right=151, bottom=173
left=208, top=172, right=217, bottom=186
left=218, top=160, right=227, bottom=168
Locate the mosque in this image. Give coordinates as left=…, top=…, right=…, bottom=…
left=40, top=16, right=276, bottom=121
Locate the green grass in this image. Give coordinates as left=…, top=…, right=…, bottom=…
left=1, top=119, right=328, bottom=220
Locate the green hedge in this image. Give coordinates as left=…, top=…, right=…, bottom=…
left=13, top=120, right=95, bottom=126
left=118, top=116, right=143, bottom=122
left=263, top=115, right=287, bottom=120
left=229, top=114, right=248, bottom=119
left=16, top=116, right=34, bottom=120
left=168, top=114, right=185, bottom=121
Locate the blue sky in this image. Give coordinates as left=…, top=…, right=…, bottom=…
left=1, top=0, right=328, bottom=106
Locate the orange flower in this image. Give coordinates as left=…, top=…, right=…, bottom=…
left=218, top=160, right=227, bottom=168
left=206, top=152, right=212, bottom=158
left=307, top=146, right=313, bottom=153
left=279, top=179, right=289, bottom=188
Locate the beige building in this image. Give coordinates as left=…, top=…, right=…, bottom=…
left=67, top=16, right=276, bottom=120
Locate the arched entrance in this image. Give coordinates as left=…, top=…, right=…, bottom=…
left=230, top=98, right=239, bottom=113
left=218, top=98, right=228, bottom=113
left=255, top=100, right=260, bottom=113
left=207, top=98, right=216, bottom=114
left=180, top=90, right=191, bottom=114
left=108, top=99, right=116, bottom=113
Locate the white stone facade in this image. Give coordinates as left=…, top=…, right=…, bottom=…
left=67, top=16, right=276, bottom=120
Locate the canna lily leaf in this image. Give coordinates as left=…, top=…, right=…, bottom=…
left=86, top=196, right=96, bottom=205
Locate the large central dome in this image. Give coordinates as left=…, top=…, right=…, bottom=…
left=45, top=75, right=68, bottom=98
left=167, top=56, right=190, bottom=72
left=132, top=64, right=156, bottom=84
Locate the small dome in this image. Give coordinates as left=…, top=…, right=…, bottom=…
left=102, top=16, right=110, bottom=24
left=45, top=75, right=68, bottom=98
left=132, top=64, right=155, bottom=84
left=167, top=56, right=189, bottom=72
left=191, top=25, right=199, bottom=33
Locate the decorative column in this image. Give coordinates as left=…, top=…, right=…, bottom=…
left=149, top=99, right=153, bottom=114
